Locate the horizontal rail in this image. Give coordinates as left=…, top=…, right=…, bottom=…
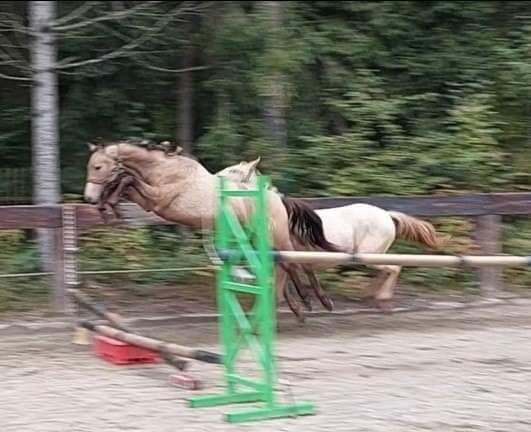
left=0, top=205, right=62, bottom=229
left=303, top=192, right=531, bottom=216
left=221, top=190, right=260, bottom=197
left=79, top=266, right=215, bottom=275
left=218, top=251, right=531, bottom=267
left=0, top=266, right=215, bottom=279
left=0, top=271, right=52, bottom=279
left=75, top=204, right=173, bottom=227
left=0, top=192, right=530, bottom=230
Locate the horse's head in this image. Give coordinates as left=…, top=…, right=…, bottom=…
left=216, top=157, right=261, bottom=183
left=83, top=142, right=121, bottom=203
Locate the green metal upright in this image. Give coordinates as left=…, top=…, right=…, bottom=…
left=188, top=176, right=315, bottom=423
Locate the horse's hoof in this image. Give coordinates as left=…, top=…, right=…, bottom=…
left=295, top=312, right=306, bottom=324
left=99, top=211, right=109, bottom=224
left=375, top=299, right=393, bottom=314
left=301, top=296, right=313, bottom=312
left=291, top=307, right=306, bottom=323
left=320, top=296, right=334, bottom=312
left=359, top=294, right=374, bottom=303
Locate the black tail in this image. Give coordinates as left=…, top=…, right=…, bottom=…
left=282, top=197, right=341, bottom=252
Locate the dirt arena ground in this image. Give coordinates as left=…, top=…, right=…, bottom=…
left=3, top=301, right=531, bottom=432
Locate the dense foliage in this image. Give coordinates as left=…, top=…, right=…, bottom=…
left=0, top=1, right=530, bottom=311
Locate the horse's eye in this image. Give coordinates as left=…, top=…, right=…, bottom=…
left=95, top=166, right=102, bottom=171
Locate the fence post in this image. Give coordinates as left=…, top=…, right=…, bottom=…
left=475, top=214, right=503, bottom=296
left=53, top=223, right=66, bottom=312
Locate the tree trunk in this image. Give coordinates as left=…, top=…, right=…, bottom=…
left=177, top=31, right=194, bottom=154
left=261, top=1, right=286, bottom=147
left=29, top=1, right=61, bottom=272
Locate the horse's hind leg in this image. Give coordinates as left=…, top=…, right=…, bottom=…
left=363, top=269, right=389, bottom=300
left=270, top=220, right=307, bottom=321
left=304, top=267, right=334, bottom=311
left=275, top=264, right=305, bottom=323
left=367, top=264, right=401, bottom=312
left=280, top=263, right=313, bottom=311
left=355, top=228, right=396, bottom=311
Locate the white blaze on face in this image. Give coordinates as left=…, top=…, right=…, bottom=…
left=84, top=182, right=104, bottom=203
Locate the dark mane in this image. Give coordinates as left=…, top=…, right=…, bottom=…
left=96, top=138, right=198, bottom=161
left=281, top=197, right=340, bottom=252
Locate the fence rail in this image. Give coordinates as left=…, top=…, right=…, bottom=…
left=304, top=192, right=531, bottom=216
left=0, top=191, right=530, bottom=312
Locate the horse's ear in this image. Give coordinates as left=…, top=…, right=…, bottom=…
left=248, top=157, right=261, bottom=170
left=87, top=142, right=101, bottom=153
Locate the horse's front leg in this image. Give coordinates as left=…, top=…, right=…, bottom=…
left=98, top=175, right=136, bottom=221
left=105, top=175, right=136, bottom=207
left=130, top=177, right=160, bottom=205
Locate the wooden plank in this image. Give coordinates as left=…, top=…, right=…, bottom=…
left=53, top=226, right=66, bottom=312
left=75, top=203, right=173, bottom=228
left=1, top=192, right=530, bottom=230
left=488, top=193, right=531, bottom=215
left=303, top=195, right=488, bottom=216
left=310, top=194, right=498, bottom=215
left=0, top=205, right=62, bottom=229
left=475, top=215, right=503, bottom=296
left=303, top=193, right=531, bottom=217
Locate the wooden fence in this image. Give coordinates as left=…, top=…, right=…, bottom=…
left=0, top=192, right=530, bottom=312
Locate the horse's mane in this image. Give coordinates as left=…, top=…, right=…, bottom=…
left=98, top=139, right=198, bottom=161
left=281, top=197, right=341, bottom=252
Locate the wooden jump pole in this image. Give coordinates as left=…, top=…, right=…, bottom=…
left=69, top=289, right=222, bottom=366
left=265, top=251, right=531, bottom=267
left=68, top=289, right=129, bottom=331
left=80, top=321, right=222, bottom=365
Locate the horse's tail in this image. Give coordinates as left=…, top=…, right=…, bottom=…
left=282, top=197, right=341, bottom=252
left=388, top=211, right=444, bottom=249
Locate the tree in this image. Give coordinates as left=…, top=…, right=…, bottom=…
left=29, top=1, right=60, bottom=272
left=1, top=1, right=204, bottom=271
left=177, top=20, right=197, bottom=154
left=259, top=1, right=286, bottom=148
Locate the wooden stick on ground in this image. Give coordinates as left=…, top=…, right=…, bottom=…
left=68, top=289, right=222, bottom=369
left=80, top=321, right=222, bottom=365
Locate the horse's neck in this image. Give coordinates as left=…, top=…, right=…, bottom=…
left=112, top=145, right=219, bottom=226
left=115, top=144, right=213, bottom=187
left=106, top=144, right=162, bottom=182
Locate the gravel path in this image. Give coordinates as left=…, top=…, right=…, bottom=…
left=2, top=303, right=531, bottom=431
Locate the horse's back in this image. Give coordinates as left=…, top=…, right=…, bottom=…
left=316, top=203, right=396, bottom=252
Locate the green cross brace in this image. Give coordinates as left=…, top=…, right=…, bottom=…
left=188, top=176, right=315, bottom=423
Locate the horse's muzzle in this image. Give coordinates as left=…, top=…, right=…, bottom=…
left=84, top=182, right=104, bottom=204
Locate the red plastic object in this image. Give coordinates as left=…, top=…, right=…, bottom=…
left=170, top=373, right=203, bottom=390
left=93, top=334, right=160, bottom=365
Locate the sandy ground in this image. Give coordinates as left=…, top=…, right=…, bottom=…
left=3, top=302, right=531, bottom=431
